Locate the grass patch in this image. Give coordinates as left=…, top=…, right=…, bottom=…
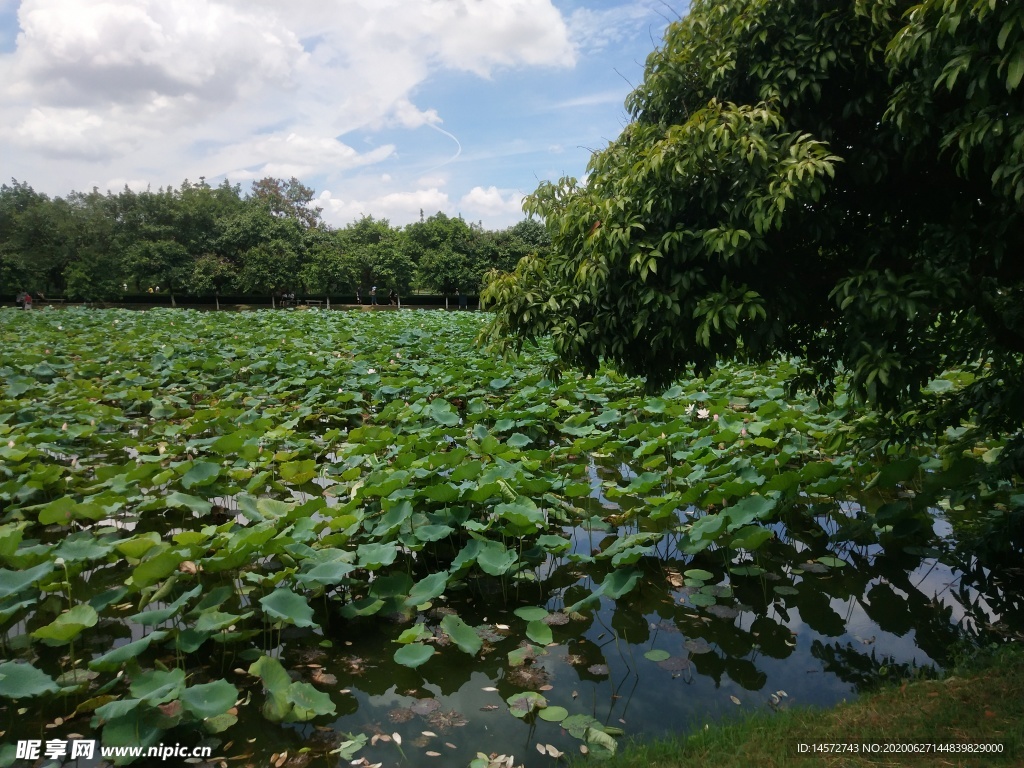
left=593, top=644, right=1024, bottom=767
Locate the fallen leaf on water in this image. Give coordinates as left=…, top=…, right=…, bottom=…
left=482, top=686, right=498, bottom=692
left=445, top=743, right=456, bottom=749
left=730, top=695, right=741, bottom=705
left=425, top=751, right=441, bottom=757
left=544, top=745, right=563, bottom=758
left=392, top=733, right=402, bottom=746
left=536, top=745, right=546, bottom=755
left=538, top=684, right=553, bottom=691
left=422, top=731, right=437, bottom=738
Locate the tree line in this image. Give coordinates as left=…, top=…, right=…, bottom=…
left=0, top=176, right=550, bottom=304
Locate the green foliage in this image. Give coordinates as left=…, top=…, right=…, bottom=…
left=482, top=0, right=1024, bottom=475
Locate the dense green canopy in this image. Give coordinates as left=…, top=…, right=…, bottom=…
left=482, top=0, right=1024, bottom=468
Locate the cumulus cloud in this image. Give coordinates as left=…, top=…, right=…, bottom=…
left=0, top=0, right=575, bottom=181
left=459, top=186, right=525, bottom=219
left=319, top=187, right=452, bottom=227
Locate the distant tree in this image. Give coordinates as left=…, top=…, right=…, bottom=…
left=62, top=189, right=123, bottom=301
left=407, top=211, right=486, bottom=294
left=249, top=177, right=322, bottom=229
left=0, top=180, right=73, bottom=295
left=188, top=253, right=235, bottom=310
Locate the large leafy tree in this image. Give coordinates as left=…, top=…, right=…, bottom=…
left=483, top=0, right=1024, bottom=468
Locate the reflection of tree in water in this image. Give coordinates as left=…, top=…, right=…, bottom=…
left=810, top=640, right=938, bottom=692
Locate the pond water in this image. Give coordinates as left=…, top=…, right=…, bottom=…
left=9, top=481, right=1014, bottom=768
left=2, top=308, right=1020, bottom=768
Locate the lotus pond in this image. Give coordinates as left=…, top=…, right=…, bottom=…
left=1, top=308, right=1021, bottom=767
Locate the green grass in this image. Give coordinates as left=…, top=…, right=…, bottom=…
left=591, top=644, right=1024, bottom=767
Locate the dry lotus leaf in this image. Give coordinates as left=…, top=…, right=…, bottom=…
left=542, top=612, right=569, bottom=626
left=657, top=656, right=691, bottom=672
left=706, top=604, right=740, bottom=620
left=387, top=708, right=415, bottom=723
left=587, top=664, right=609, bottom=675
left=411, top=698, right=441, bottom=715
left=311, top=669, right=337, bottom=686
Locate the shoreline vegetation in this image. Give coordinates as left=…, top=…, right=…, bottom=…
left=592, top=644, right=1023, bottom=768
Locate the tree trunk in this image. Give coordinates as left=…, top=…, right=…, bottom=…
left=271, top=294, right=276, bottom=309
left=326, top=296, right=331, bottom=310
left=445, top=296, right=449, bottom=310
left=215, top=294, right=220, bottom=311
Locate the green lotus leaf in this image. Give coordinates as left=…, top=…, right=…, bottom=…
left=730, top=526, right=774, bottom=551
left=440, top=614, right=482, bottom=657
left=339, top=597, right=384, bottom=618
left=164, top=491, right=213, bottom=516
left=129, top=585, right=202, bottom=626
left=288, top=681, right=336, bottom=720
left=180, top=460, right=221, bottom=489
left=506, top=433, right=532, bottom=448
left=356, top=542, right=398, bottom=570
left=586, top=727, right=618, bottom=756
left=644, top=649, right=671, bottom=662
left=296, top=561, right=354, bottom=587
left=405, top=571, right=450, bottom=607
left=396, top=624, right=431, bottom=644
left=53, top=536, right=115, bottom=563
left=506, top=690, right=547, bottom=717
left=180, top=679, right=239, bottom=720
left=538, top=705, right=568, bottom=722
left=89, top=631, right=169, bottom=671
left=260, top=588, right=317, bottom=628
left=477, top=540, right=517, bottom=576
left=525, top=619, right=552, bottom=646
left=38, top=496, right=105, bottom=525
left=280, top=459, right=317, bottom=485
left=32, top=604, right=98, bottom=645
left=427, top=399, right=460, bottom=426
left=115, top=532, right=162, bottom=560
left=131, top=548, right=184, bottom=589
left=513, top=606, right=548, bottom=622
left=0, top=661, right=60, bottom=698
left=562, top=713, right=600, bottom=739
left=394, top=642, right=435, bottom=669
left=130, top=668, right=185, bottom=704
left=412, top=523, right=455, bottom=542
left=0, top=562, right=53, bottom=599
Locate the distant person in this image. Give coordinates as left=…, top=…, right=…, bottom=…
left=388, top=289, right=397, bottom=306
left=370, top=286, right=377, bottom=305
left=15, top=290, right=26, bottom=308
left=23, top=292, right=32, bottom=310
left=458, top=288, right=468, bottom=310
left=355, top=287, right=361, bottom=305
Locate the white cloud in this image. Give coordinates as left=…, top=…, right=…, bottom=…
left=0, top=0, right=575, bottom=181
left=459, top=185, right=524, bottom=219
left=319, top=187, right=451, bottom=227
left=568, top=1, right=665, bottom=55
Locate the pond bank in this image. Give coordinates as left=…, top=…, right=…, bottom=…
left=591, top=643, right=1024, bottom=767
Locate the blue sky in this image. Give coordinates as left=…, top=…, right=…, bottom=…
left=0, top=0, right=681, bottom=228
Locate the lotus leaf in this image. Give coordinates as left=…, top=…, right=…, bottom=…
left=260, top=588, right=317, bottom=628
left=394, top=642, right=435, bottom=669
left=440, top=614, right=483, bottom=656
left=0, top=661, right=60, bottom=698
left=31, top=604, right=98, bottom=645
